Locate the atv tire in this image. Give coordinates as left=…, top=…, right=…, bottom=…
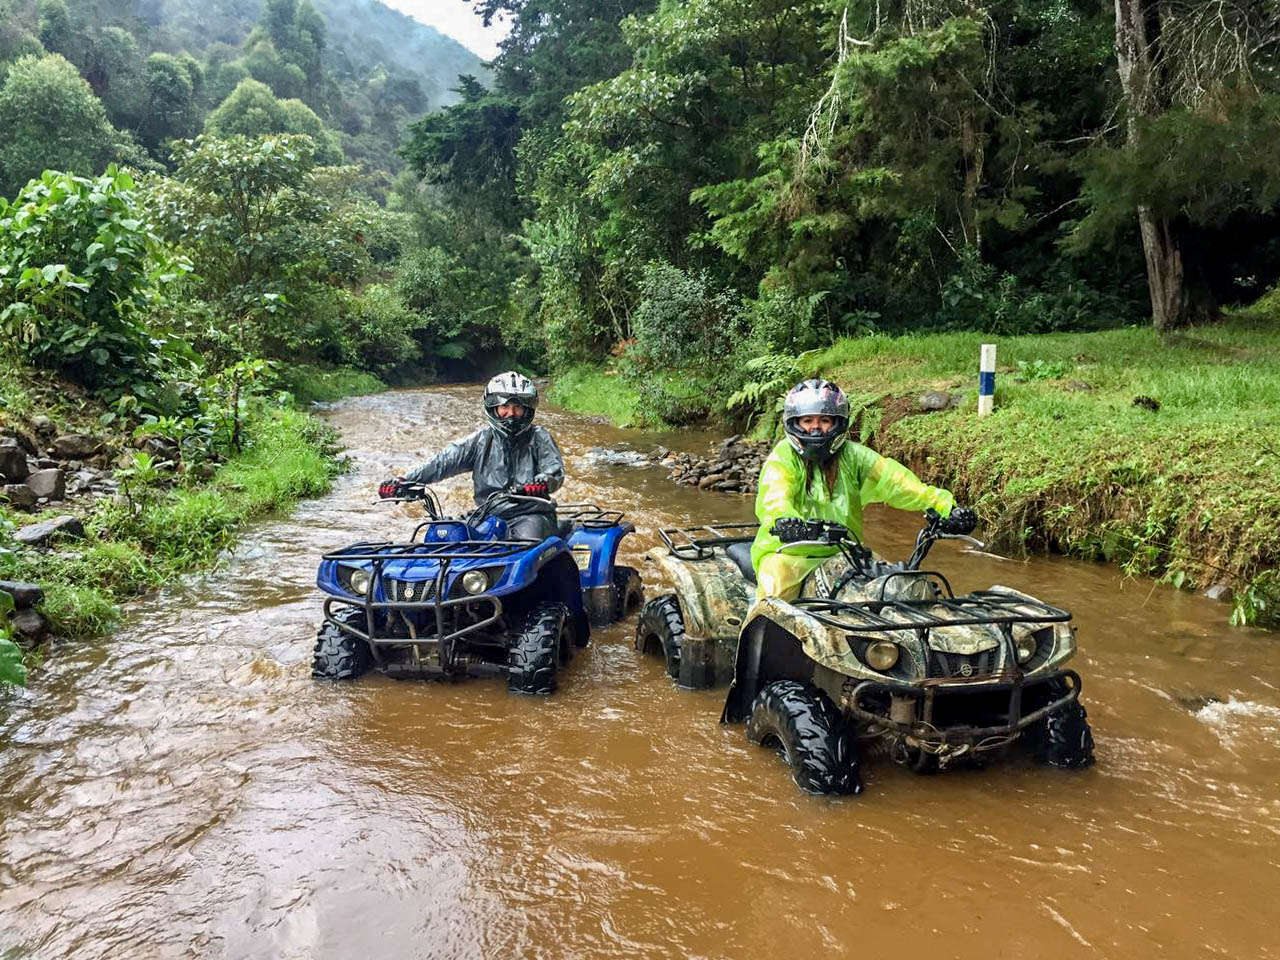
left=312, top=611, right=373, bottom=680
left=746, top=680, right=862, bottom=795
left=634, top=594, right=683, bottom=679
left=508, top=602, right=568, bottom=695
left=612, top=565, right=644, bottom=621
left=1028, top=677, right=1096, bottom=769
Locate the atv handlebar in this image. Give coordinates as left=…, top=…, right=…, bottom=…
left=374, top=482, right=442, bottom=519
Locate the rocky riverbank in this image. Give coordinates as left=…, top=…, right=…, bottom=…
left=648, top=435, right=770, bottom=495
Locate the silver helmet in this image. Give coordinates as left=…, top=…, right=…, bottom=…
left=483, top=371, right=538, bottom=437
left=782, top=378, right=850, bottom=463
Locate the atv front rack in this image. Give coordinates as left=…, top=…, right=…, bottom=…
left=793, top=588, right=1071, bottom=635
left=323, top=539, right=540, bottom=656
left=659, top=523, right=760, bottom=560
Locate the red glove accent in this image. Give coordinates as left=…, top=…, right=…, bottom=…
left=379, top=478, right=404, bottom=499
left=520, top=482, right=549, bottom=498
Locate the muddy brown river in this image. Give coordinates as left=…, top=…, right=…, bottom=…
left=3, top=385, right=1279, bottom=959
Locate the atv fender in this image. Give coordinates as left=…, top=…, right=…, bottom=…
left=722, top=597, right=889, bottom=723
left=644, top=546, right=752, bottom=641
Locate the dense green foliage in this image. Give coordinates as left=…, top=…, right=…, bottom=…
left=403, top=0, right=1280, bottom=414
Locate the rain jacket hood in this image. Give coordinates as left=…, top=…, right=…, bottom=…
left=751, top=439, right=955, bottom=599
left=403, top=424, right=565, bottom=517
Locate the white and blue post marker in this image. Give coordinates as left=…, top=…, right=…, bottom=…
left=978, top=343, right=996, bottom=417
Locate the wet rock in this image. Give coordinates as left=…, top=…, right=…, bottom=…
left=52, top=434, right=102, bottom=459
left=651, top=446, right=670, bottom=460
left=8, top=607, right=48, bottom=641
left=1202, top=583, right=1232, bottom=603
left=0, top=438, right=29, bottom=482
left=0, top=580, right=44, bottom=608
left=34, top=457, right=59, bottom=469
left=14, top=515, right=85, bottom=547
left=1, top=484, right=37, bottom=511
left=918, top=391, right=961, bottom=412
left=698, top=473, right=726, bottom=489
left=31, top=415, right=56, bottom=436
left=713, top=480, right=741, bottom=492
left=25, top=468, right=65, bottom=500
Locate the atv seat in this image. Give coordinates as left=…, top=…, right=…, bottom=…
left=725, top=541, right=757, bottom=584
left=557, top=518, right=576, bottom=539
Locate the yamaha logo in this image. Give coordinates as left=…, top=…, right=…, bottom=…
left=959, top=662, right=973, bottom=677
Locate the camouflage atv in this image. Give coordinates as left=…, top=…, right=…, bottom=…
left=637, top=513, right=1095, bottom=795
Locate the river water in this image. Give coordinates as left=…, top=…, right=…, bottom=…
left=2, top=386, right=1279, bottom=959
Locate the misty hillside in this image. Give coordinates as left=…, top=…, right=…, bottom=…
left=136, top=0, right=486, bottom=109
left=0, top=0, right=487, bottom=184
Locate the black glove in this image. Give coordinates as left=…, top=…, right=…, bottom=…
left=378, top=477, right=407, bottom=500
left=940, top=505, right=978, bottom=535
left=772, top=517, right=811, bottom=543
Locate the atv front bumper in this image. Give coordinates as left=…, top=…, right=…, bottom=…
left=845, top=669, right=1082, bottom=751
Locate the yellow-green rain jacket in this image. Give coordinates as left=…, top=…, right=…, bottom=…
left=751, top=439, right=955, bottom=599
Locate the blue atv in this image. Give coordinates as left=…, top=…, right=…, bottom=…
left=312, top=484, right=644, bottom=693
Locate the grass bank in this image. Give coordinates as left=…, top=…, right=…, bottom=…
left=550, top=309, right=1280, bottom=627
left=546, top=365, right=643, bottom=426
left=811, top=315, right=1279, bottom=626
left=1, top=407, right=345, bottom=638
left=280, top=363, right=386, bottom=404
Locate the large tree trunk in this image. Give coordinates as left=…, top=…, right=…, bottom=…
left=1114, top=0, right=1217, bottom=331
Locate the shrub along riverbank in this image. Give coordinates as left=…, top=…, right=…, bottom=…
left=0, top=362, right=381, bottom=682
left=550, top=309, right=1280, bottom=628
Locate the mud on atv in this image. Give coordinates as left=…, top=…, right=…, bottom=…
left=313, top=484, right=644, bottom=694
left=638, top=513, right=1094, bottom=793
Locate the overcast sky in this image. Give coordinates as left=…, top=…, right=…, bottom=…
left=379, top=1, right=512, bottom=60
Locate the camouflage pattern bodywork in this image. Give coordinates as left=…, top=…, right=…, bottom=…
left=644, top=545, right=752, bottom=687
left=649, top=539, right=1082, bottom=761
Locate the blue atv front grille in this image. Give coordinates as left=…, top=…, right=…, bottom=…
left=387, top=578, right=435, bottom=602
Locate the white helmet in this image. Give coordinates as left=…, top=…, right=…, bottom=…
left=483, top=371, right=538, bottom=437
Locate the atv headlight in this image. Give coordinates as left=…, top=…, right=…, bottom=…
left=348, top=568, right=371, bottom=595
left=1015, top=633, right=1038, bottom=664
left=865, top=640, right=900, bottom=671
left=461, top=569, right=489, bottom=595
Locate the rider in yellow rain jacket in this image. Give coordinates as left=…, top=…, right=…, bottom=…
left=751, top=379, right=967, bottom=599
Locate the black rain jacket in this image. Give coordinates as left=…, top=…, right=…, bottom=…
left=403, top=425, right=565, bottom=516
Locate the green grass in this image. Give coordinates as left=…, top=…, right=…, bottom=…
left=801, top=313, right=1280, bottom=626
left=281, top=363, right=386, bottom=404
left=547, top=364, right=644, bottom=426
left=1, top=406, right=344, bottom=638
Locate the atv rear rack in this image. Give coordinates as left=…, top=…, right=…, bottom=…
left=659, top=523, right=760, bottom=560
left=558, top=503, right=628, bottom=529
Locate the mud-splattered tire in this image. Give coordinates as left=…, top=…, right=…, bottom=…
left=312, top=612, right=373, bottom=681
left=612, top=565, right=644, bottom=621
left=1028, top=678, right=1096, bottom=769
left=508, top=602, right=567, bottom=695
left=746, top=680, right=862, bottom=795
left=634, top=594, right=683, bottom=679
